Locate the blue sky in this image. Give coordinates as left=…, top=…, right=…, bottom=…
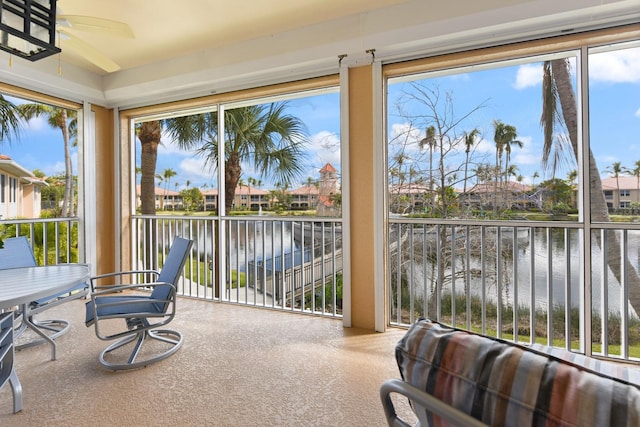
left=386, top=45, right=640, bottom=187
left=141, top=90, right=342, bottom=191
left=1, top=45, right=638, bottom=191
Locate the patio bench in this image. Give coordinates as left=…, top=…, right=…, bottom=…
left=381, top=318, right=640, bottom=426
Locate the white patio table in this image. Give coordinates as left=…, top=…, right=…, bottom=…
left=0, top=264, right=90, bottom=413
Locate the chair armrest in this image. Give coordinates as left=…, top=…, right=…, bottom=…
left=90, top=281, right=172, bottom=296
left=89, top=270, right=159, bottom=290
left=380, top=379, right=488, bottom=427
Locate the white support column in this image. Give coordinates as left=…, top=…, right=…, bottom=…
left=340, top=61, right=352, bottom=328
left=217, top=104, right=227, bottom=301
left=81, top=101, right=97, bottom=275
left=372, top=60, right=386, bottom=332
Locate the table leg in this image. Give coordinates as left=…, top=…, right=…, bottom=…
left=21, top=306, right=57, bottom=361
left=8, top=369, right=22, bottom=413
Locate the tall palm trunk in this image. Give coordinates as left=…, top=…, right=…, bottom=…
left=60, top=109, right=74, bottom=217
left=551, top=59, right=640, bottom=315
left=224, top=153, right=242, bottom=214
left=139, top=121, right=161, bottom=215
left=138, top=121, right=161, bottom=270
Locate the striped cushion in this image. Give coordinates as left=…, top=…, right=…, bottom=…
left=396, top=319, right=640, bottom=426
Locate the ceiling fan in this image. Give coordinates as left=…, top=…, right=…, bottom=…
left=56, top=13, right=134, bottom=73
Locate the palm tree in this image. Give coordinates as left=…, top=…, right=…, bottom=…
left=492, top=120, right=520, bottom=211
left=247, top=176, right=255, bottom=209
left=462, top=128, right=479, bottom=195
left=0, top=94, right=23, bottom=144
left=419, top=126, right=437, bottom=211
left=532, top=171, right=540, bottom=187
left=18, top=104, right=77, bottom=217
left=162, top=168, right=177, bottom=210
left=164, top=102, right=308, bottom=213
left=605, top=161, right=624, bottom=205
left=541, top=58, right=640, bottom=316
left=493, top=120, right=521, bottom=184
left=138, top=121, right=162, bottom=215
left=305, top=176, right=315, bottom=209
left=163, top=168, right=177, bottom=192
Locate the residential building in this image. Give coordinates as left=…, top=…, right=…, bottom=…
left=462, top=181, right=535, bottom=210
left=289, top=184, right=318, bottom=210
left=232, top=185, right=270, bottom=211
left=601, top=176, right=640, bottom=210
left=135, top=185, right=182, bottom=211
left=0, top=155, right=46, bottom=219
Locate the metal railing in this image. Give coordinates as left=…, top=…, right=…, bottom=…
left=132, top=215, right=343, bottom=317
left=0, top=217, right=80, bottom=265
left=388, top=217, right=640, bottom=364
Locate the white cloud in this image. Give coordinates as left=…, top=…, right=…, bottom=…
left=24, top=116, right=49, bottom=132
left=514, top=64, right=542, bottom=89
left=509, top=136, right=537, bottom=164
left=590, top=49, right=640, bottom=83
left=42, top=161, right=66, bottom=176
left=635, top=107, right=640, bottom=118
left=158, top=130, right=196, bottom=155
left=389, top=122, right=422, bottom=144
left=473, top=138, right=496, bottom=155
left=178, top=157, right=212, bottom=185
left=309, top=131, right=340, bottom=170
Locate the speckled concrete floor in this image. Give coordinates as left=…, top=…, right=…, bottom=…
left=0, top=297, right=416, bottom=426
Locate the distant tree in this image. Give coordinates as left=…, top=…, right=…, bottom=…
left=462, top=129, right=480, bottom=195
left=164, top=102, right=308, bottom=213
left=18, top=104, right=77, bottom=217
left=163, top=168, right=177, bottom=194
left=539, top=178, right=573, bottom=209
left=180, top=187, right=203, bottom=212
left=532, top=171, right=540, bottom=187
left=605, top=161, right=624, bottom=203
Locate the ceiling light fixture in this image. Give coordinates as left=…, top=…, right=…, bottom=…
left=0, top=0, right=60, bottom=61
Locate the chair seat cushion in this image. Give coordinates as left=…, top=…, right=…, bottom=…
left=396, top=318, right=640, bottom=427
left=85, top=295, right=163, bottom=325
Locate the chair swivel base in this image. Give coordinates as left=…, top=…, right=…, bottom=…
left=99, top=329, right=183, bottom=371
left=14, top=318, right=71, bottom=351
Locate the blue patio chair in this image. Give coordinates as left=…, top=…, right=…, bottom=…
left=0, top=311, right=22, bottom=413
left=0, top=236, right=89, bottom=351
left=85, top=236, right=193, bottom=371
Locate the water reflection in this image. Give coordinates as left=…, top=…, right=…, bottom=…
left=395, top=225, right=640, bottom=316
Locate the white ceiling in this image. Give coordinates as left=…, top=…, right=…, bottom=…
left=57, top=0, right=423, bottom=74
left=3, top=0, right=639, bottom=107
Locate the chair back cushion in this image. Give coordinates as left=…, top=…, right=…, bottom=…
left=0, top=236, right=37, bottom=269
left=151, top=237, right=193, bottom=311
left=396, top=319, right=640, bottom=427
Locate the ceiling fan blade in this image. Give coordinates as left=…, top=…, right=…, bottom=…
left=57, top=15, right=134, bottom=38
left=58, top=28, right=121, bottom=73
